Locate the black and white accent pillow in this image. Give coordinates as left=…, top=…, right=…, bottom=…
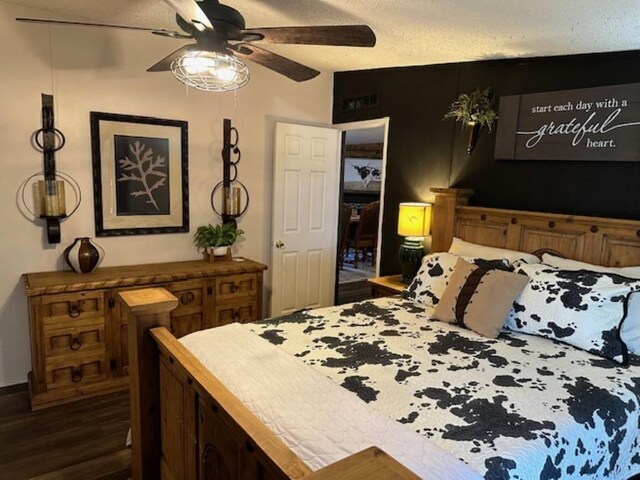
left=506, top=263, right=640, bottom=364
left=404, top=252, right=511, bottom=307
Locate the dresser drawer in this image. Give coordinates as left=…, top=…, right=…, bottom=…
left=170, top=313, right=203, bottom=338
left=40, top=291, right=105, bottom=325
left=214, top=300, right=259, bottom=327
left=43, top=318, right=105, bottom=359
left=215, top=274, right=258, bottom=301
left=45, top=355, right=107, bottom=390
left=23, top=258, right=265, bottom=410
left=167, top=280, right=205, bottom=316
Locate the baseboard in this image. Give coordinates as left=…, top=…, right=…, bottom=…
left=28, top=449, right=131, bottom=480
left=0, top=382, right=28, bottom=396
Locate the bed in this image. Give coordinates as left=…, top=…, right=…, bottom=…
left=123, top=188, right=640, bottom=480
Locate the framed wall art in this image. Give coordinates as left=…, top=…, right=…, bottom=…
left=495, top=82, right=640, bottom=161
left=90, top=112, right=189, bottom=236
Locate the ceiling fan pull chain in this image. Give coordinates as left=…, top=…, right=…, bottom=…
left=233, top=88, right=238, bottom=126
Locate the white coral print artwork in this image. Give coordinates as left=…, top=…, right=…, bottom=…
left=114, top=135, right=170, bottom=215
left=118, top=140, right=166, bottom=210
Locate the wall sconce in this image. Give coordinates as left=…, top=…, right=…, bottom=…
left=20, top=94, right=81, bottom=243
left=211, top=118, right=249, bottom=226
left=397, top=202, right=432, bottom=283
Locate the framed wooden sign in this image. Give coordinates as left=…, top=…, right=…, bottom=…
left=91, top=112, right=189, bottom=236
left=495, top=83, right=640, bottom=161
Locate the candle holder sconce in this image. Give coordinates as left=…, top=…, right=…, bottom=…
left=20, top=94, right=81, bottom=244
left=210, top=118, right=249, bottom=227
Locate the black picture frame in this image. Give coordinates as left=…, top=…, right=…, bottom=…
left=90, top=112, right=189, bottom=236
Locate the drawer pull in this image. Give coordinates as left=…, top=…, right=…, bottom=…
left=71, top=368, right=83, bottom=383
left=230, top=284, right=240, bottom=294
left=68, top=304, right=81, bottom=318
left=70, top=337, right=82, bottom=351
left=180, top=292, right=195, bottom=305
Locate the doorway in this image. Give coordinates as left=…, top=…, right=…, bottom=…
left=334, top=118, right=389, bottom=305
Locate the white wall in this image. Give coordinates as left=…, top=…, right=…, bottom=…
left=0, top=3, right=332, bottom=387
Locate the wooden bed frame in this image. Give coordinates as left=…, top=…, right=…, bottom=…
left=124, top=188, right=640, bottom=480
left=430, top=188, right=640, bottom=265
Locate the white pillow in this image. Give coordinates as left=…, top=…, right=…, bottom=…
left=506, top=263, right=640, bottom=364
left=404, top=252, right=510, bottom=307
left=541, top=253, right=640, bottom=278
left=449, top=237, right=540, bottom=265
left=542, top=253, right=640, bottom=354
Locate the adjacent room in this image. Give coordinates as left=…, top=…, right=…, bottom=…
left=1, top=1, right=640, bottom=479
left=336, top=126, right=385, bottom=305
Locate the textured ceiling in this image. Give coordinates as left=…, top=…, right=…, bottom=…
left=4, top=0, right=640, bottom=73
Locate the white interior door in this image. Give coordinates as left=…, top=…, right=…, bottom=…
left=271, top=122, right=341, bottom=317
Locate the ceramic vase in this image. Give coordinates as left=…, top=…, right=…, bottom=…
left=204, top=246, right=231, bottom=263
left=64, top=237, right=105, bottom=273
left=213, top=246, right=230, bottom=257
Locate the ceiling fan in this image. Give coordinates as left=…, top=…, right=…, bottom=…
left=16, top=0, right=377, bottom=92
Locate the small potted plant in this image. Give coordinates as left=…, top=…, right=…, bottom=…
left=444, top=87, right=497, bottom=154
left=194, top=223, right=244, bottom=262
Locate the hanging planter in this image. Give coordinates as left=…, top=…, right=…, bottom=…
left=444, top=87, right=497, bottom=155
left=465, top=121, right=481, bottom=155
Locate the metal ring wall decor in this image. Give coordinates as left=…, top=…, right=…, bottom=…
left=20, top=170, right=82, bottom=218
left=21, top=94, right=81, bottom=243
left=211, top=118, right=250, bottom=225
left=34, top=127, right=66, bottom=152
left=210, top=181, right=249, bottom=218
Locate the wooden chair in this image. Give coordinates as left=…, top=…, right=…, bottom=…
left=349, top=201, right=380, bottom=268
left=339, top=203, right=353, bottom=269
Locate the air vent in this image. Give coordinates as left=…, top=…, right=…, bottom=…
left=340, top=93, right=379, bottom=112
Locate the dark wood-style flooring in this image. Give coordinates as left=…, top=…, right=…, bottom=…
left=0, top=385, right=130, bottom=479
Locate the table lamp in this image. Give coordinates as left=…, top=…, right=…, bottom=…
left=398, top=202, right=432, bottom=284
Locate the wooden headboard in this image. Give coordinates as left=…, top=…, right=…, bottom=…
left=430, top=188, right=640, bottom=267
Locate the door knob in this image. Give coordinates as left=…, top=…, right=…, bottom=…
left=275, top=241, right=285, bottom=249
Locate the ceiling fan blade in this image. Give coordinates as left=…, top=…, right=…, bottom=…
left=15, top=17, right=187, bottom=37
left=162, top=0, right=213, bottom=31
left=147, top=44, right=197, bottom=72
left=243, top=25, right=376, bottom=47
left=232, top=44, right=320, bottom=82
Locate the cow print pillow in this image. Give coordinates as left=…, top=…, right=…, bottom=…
left=506, top=263, right=640, bottom=364
left=404, top=252, right=511, bottom=307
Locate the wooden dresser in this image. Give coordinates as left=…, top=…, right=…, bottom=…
left=22, top=258, right=267, bottom=410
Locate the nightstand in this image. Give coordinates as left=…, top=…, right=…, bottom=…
left=367, top=275, right=406, bottom=298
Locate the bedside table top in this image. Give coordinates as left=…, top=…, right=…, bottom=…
left=367, top=274, right=406, bottom=293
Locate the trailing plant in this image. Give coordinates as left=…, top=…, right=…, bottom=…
left=444, top=87, right=498, bottom=132
left=193, top=223, right=244, bottom=249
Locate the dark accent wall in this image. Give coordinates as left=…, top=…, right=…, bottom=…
left=333, top=50, right=640, bottom=275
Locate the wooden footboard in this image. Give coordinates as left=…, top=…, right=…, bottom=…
left=121, top=288, right=417, bottom=480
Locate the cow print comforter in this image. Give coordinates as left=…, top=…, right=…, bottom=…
left=248, top=296, right=640, bottom=480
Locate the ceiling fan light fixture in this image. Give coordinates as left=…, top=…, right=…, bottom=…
left=170, top=50, right=249, bottom=92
